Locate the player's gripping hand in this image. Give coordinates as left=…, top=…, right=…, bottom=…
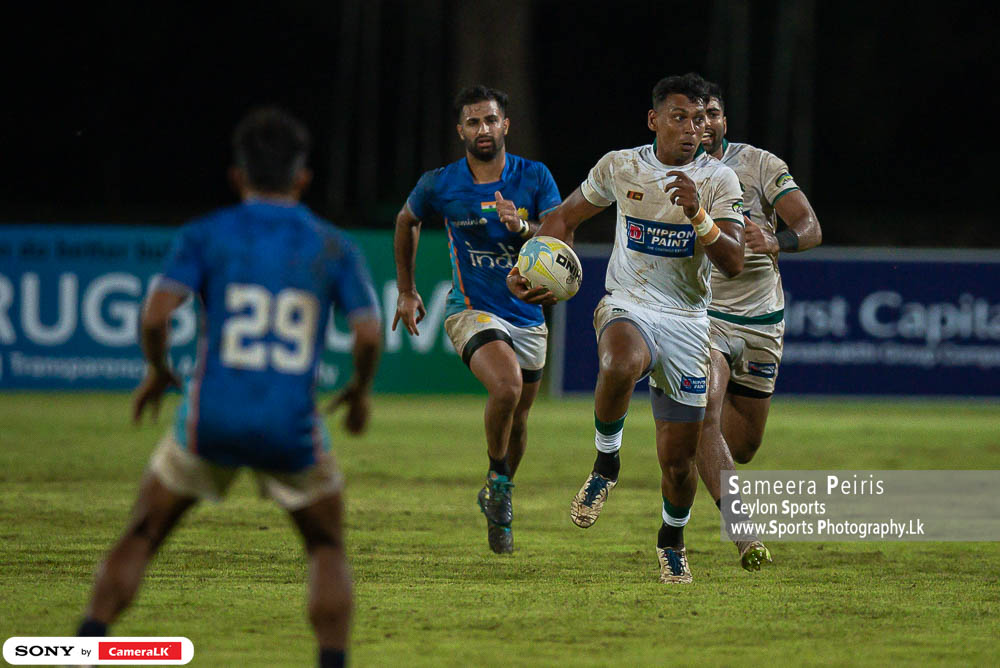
left=664, top=171, right=701, bottom=219
left=392, top=288, right=426, bottom=336
left=132, top=366, right=181, bottom=425
left=327, top=380, right=370, bottom=435
left=745, top=218, right=779, bottom=255
left=506, top=267, right=558, bottom=306
left=494, top=191, right=523, bottom=234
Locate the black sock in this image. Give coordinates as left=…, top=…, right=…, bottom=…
left=593, top=451, right=620, bottom=481
left=657, top=522, right=684, bottom=549
left=488, top=455, right=510, bottom=478
left=319, top=648, right=345, bottom=668
left=76, top=618, right=107, bottom=636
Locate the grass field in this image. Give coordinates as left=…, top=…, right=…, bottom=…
left=2, top=393, right=999, bottom=666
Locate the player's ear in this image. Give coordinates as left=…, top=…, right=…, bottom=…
left=228, top=166, right=248, bottom=197
left=647, top=109, right=657, bottom=132
left=292, top=168, right=313, bottom=197
left=502, top=117, right=510, bottom=135
left=456, top=123, right=464, bottom=140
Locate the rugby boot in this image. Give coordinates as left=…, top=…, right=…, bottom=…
left=738, top=539, right=773, bottom=572
left=570, top=472, right=617, bottom=528
left=657, top=546, right=693, bottom=584
left=477, top=473, right=514, bottom=554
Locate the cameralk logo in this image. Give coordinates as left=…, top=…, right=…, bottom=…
left=3, top=637, right=193, bottom=665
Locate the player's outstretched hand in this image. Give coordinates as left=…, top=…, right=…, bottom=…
left=392, top=289, right=426, bottom=336
left=506, top=267, right=557, bottom=306
left=327, top=380, right=370, bottom=435
left=745, top=219, right=779, bottom=255
left=494, top=191, right=522, bottom=234
left=132, top=367, right=181, bottom=425
left=663, top=171, right=701, bottom=219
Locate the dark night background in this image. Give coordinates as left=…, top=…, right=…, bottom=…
left=1, top=1, right=994, bottom=247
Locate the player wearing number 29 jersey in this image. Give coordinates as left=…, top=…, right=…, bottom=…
left=79, top=108, right=379, bottom=667
left=159, top=200, right=378, bottom=472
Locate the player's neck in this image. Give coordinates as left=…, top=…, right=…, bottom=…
left=242, top=190, right=300, bottom=206
left=654, top=144, right=694, bottom=167
left=466, top=150, right=506, bottom=184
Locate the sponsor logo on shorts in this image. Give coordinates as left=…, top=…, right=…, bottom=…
left=626, top=190, right=644, bottom=201
left=476, top=314, right=492, bottom=324
left=680, top=375, right=707, bottom=394
left=624, top=216, right=695, bottom=258
left=747, top=361, right=776, bottom=378
left=775, top=173, right=794, bottom=188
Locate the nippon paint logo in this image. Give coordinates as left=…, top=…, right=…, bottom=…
left=3, top=637, right=193, bottom=665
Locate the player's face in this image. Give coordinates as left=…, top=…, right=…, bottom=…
left=647, top=94, right=707, bottom=165
left=457, top=100, right=509, bottom=161
left=702, top=97, right=727, bottom=156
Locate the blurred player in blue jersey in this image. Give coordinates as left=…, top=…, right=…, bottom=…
left=77, top=108, right=381, bottom=668
left=393, top=85, right=561, bottom=554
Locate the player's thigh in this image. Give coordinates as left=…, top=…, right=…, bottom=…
left=723, top=392, right=772, bottom=448
left=445, top=310, right=522, bottom=392
left=127, top=472, right=198, bottom=547
left=705, top=348, right=731, bottom=424
left=654, top=418, right=703, bottom=467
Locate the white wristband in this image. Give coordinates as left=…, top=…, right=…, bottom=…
left=518, top=218, right=531, bottom=238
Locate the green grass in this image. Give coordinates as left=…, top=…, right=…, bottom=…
left=2, top=393, right=999, bottom=666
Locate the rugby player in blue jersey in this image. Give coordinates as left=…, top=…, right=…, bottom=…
left=393, top=85, right=562, bottom=554
left=77, top=108, right=381, bottom=668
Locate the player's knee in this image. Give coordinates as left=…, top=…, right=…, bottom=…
left=598, top=350, right=644, bottom=388
left=489, top=375, right=522, bottom=411
left=731, top=438, right=762, bottom=464
left=126, top=515, right=171, bottom=551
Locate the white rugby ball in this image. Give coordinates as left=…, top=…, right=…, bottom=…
left=516, top=236, right=582, bottom=301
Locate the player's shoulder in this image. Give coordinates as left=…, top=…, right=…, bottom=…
left=305, top=213, right=361, bottom=261
left=597, top=144, right=652, bottom=173
left=506, top=152, right=553, bottom=176
left=693, top=152, right=740, bottom=184
left=727, top=141, right=785, bottom=168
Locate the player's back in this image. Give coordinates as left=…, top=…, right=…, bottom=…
left=166, top=200, right=375, bottom=472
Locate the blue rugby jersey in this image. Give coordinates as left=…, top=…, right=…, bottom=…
left=159, top=199, right=377, bottom=472
left=406, top=154, right=561, bottom=327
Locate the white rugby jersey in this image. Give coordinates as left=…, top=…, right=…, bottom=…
left=581, top=144, right=744, bottom=314
left=708, top=140, right=800, bottom=323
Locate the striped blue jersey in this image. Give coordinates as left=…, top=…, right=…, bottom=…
left=159, top=199, right=377, bottom=472
left=406, top=154, right=561, bottom=327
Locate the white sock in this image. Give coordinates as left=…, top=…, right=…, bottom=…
left=595, top=428, right=622, bottom=454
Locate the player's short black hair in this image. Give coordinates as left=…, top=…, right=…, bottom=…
left=453, top=85, right=509, bottom=121
left=232, top=107, right=311, bottom=192
left=651, top=73, right=709, bottom=109
left=705, top=80, right=725, bottom=111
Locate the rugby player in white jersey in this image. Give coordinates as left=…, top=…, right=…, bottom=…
left=697, top=80, right=822, bottom=570
left=508, top=73, right=745, bottom=583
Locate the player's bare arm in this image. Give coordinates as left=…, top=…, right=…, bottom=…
left=664, top=170, right=745, bottom=277
left=771, top=189, right=822, bottom=252
left=132, top=288, right=184, bottom=424
left=507, top=187, right=605, bottom=305
left=392, top=204, right=427, bottom=335
left=328, top=314, right=381, bottom=434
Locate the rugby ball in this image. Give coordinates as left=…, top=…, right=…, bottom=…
left=516, top=236, right=582, bottom=301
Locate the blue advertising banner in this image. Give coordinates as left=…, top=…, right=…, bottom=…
left=0, top=225, right=477, bottom=392
left=553, top=246, right=1000, bottom=397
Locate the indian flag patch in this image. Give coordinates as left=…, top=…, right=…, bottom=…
left=481, top=201, right=497, bottom=212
